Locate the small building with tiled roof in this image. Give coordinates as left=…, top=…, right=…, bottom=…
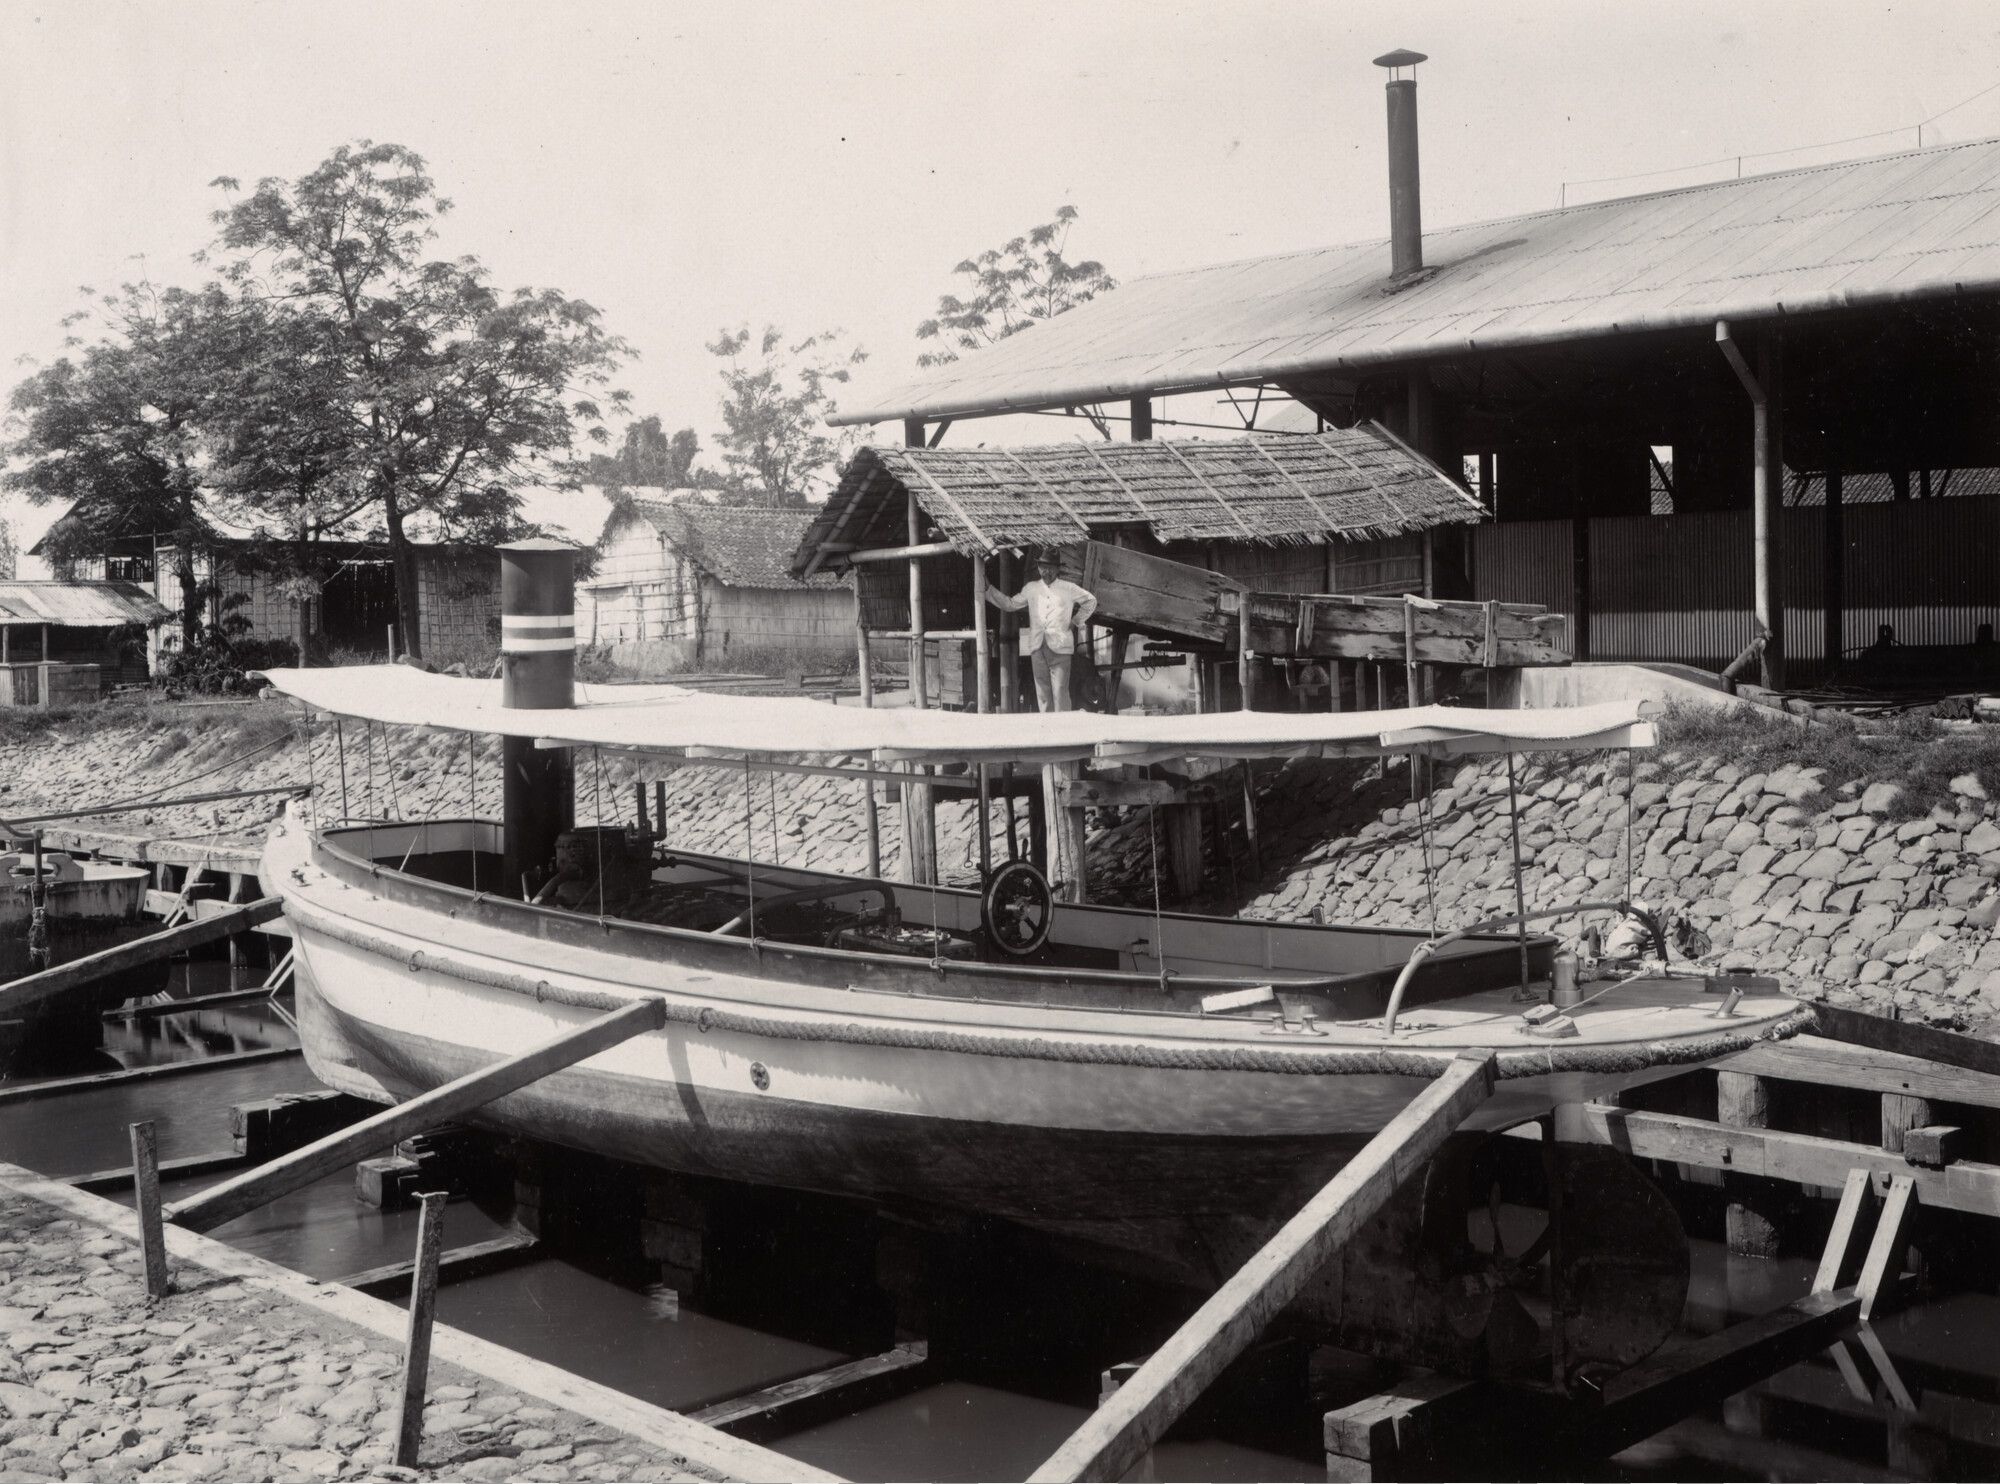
left=579, top=500, right=854, bottom=673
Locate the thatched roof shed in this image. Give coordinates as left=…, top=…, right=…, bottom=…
left=793, top=426, right=1482, bottom=574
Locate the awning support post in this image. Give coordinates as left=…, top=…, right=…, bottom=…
left=902, top=473, right=935, bottom=886
left=972, top=550, right=993, bottom=882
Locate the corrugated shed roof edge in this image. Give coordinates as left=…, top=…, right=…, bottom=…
left=831, top=134, right=2000, bottom=426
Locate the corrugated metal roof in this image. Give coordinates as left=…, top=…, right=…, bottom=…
left=0, top=581, right=171, bottom=627
left=795, top=427, right=1484, bottom=569
left=630, top=503, right=847, bottom=590
left=835, top=137, right=2000, bottom=426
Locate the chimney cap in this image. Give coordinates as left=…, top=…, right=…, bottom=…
left=1372, top=48, right=1428, bottom=69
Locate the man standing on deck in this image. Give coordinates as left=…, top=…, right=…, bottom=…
left=985, top=550, right=1097, bottom=712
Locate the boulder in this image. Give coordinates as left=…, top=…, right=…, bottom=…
left=1734, top=922, right=1779, bottom=953
left=1737, top=843, right=1780, bottom=878
left=1966, top=820, right=2000, bottom=855
left=1861, top=781, right=1904, bottom=815
left=1852, top=902, right=1898, bottom=939
left=1722, top=820, right=1764, bottom=854
left=1797, top=847, right=1847, bottom=881
left=1952, top=772, right=1989, bottom=800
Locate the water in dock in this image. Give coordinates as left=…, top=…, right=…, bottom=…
left=3, top=960, right=1997, bottom=1481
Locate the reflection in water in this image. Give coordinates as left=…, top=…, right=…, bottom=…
left=1614, top=1237, right=2000, bottom=1481
left=779, top=1379, right=1324, bottom=1484
left=13, top=963, right=2000, bottom=1480
left=437, top=1259, right=846, bottom=1416
left=0, top=959, right=300, bottom=1089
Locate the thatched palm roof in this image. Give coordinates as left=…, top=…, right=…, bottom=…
left=795, top=426, right=1482, bottom=573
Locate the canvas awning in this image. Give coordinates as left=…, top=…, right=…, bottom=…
left=260, top=665, right=1654, bottom=765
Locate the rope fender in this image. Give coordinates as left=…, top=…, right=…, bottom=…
left=284, top=894, right=1815, bottom=1082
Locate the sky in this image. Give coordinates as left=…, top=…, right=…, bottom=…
left=6, top=0, right=2000, bottom=554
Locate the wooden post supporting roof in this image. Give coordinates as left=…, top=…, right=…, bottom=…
left=168, top=997, right=666, bottom=1234
left=1718, top=320, right=1784, bottom=689
left=1028, top=1049, right=1496, bottom=1483
left=1824, top=468, right=1844, bottom=680
left=901, top=449, right=936, bottom=886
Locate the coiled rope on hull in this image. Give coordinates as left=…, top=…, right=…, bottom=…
left=284, top=894, right=1813, bottom=1083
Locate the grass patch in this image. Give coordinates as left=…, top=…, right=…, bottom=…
left=1656, top=700, right=2000, bottom=819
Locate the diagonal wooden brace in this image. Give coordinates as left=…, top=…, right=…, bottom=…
left=168, top=996, right=666, bottom=1234
left=1029, top=1048, right=1497, bottom=1483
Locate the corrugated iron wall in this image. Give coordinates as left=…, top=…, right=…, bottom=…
left=1471, top=494, right=2000, bottom=684
left=1471, top=520, right=1574, bottom=653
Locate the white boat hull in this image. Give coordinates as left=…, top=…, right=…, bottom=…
left=272, top=813, right=1809, bottom=1239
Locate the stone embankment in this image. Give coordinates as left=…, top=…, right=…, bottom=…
left=0, top=1180, right=722, bottom=1484
left=11, top=696, right=2000, bottom=1033
left=1218, top=750, right=2000, bottom=1034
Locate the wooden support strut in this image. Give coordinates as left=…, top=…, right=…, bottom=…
left=130, top=1121, right=168, bottom=1301
left=393, top=1190, right=448, bottom=1468
left=1028, top=1048, right=1496, bottom=1483
left=167, top=997, right=667, bottom=1234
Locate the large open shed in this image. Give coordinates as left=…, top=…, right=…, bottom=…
left=835, top=128, right=2000, bottom=693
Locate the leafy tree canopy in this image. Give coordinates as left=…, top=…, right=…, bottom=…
left=915, top=205, right=1115, bottom=368
left=2, top=281, right=264, bottom=641
left=584, top=416, right=719, bottom=490
left=205, top=140, right=630, bottom=656
left=706, top=326, right=866, bottom=506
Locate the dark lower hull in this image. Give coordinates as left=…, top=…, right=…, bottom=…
left=302, top=969, right=1371, bottom=1233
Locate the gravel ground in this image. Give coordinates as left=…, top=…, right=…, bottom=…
left=0, top=1188, right=721, bottom=1484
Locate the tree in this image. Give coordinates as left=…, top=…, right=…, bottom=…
left=915, top=206, right=1116, bottom=368
left=585, top=416, right=711, bottom=489
left=0, top=521, right=16, bottom=582
left=207, top=141, right=629, bottom=658
left=707, top=326, right=866, bottom=505
left=2, top=281, right=256, bottom=643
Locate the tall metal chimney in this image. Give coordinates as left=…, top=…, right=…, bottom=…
left=1374, top=49, right=1428, bottom=277
left=498, top=538, right=577, bottom=900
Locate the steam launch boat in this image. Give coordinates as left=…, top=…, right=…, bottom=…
left=258, top=543, right=1808, bottom=1375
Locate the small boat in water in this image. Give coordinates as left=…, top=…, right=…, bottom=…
left=0, top=843, right=159, bottom=1063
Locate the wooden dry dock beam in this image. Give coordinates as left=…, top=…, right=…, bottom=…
left=168, top=996, right=667, bottom=1233
left=1322, top=1157, right=1922, bottom=1480
left=1029, top=1047, right=1497, bottom=1484
left=0, top=896, right=285, bottom=1017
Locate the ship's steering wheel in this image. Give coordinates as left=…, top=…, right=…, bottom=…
left=981, top=860, right=1053, bottom=958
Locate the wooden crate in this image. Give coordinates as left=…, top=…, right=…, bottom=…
left=39, top=664, right=100, bottom=708
left=1054, top=541, right=1242, bottom=646
left=1247, top=594, right=1570, bottom=666
left=0, top=663, right=39, bottom=708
